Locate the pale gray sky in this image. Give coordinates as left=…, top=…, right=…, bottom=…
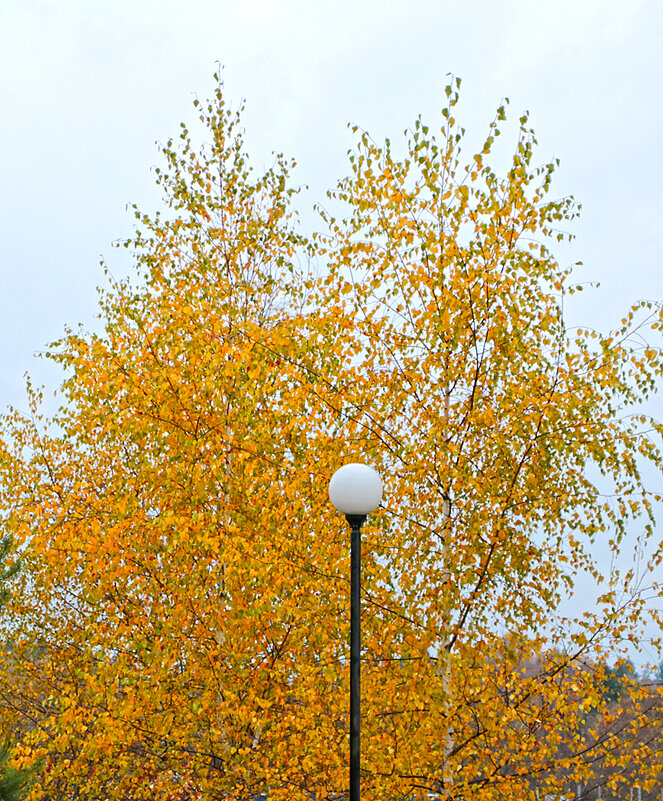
left=2, top=0, right=661, bottom=410
left=1, top=0, right=663, bottom=664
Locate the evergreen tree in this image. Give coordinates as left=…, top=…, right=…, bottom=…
left=0, top=535, right=18, bottom=608
left=0, top=740, right=30, bottom=801
left=0, top=536, right=33, bottom=801
left=602, top=660, right=637, bottom=703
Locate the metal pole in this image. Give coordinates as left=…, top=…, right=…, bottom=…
left=347, top=513, right=365, bottom=801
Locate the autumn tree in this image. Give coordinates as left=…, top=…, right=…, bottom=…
left=1, top=76, right=663, bottom=801
left=0, top=535, right=39, bottom=801
left=0, top=738, right=34, bottom=801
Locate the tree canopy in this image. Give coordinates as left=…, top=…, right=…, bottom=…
left=1, top=76, right=663, bottom=800
left=0, top=537, right=37, bottom=801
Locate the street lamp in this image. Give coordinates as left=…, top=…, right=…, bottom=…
left=328, top=463, right=383, bottom=801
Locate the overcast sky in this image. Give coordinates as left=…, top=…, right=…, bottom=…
left=2, top=0, right=663, bottom=661
left=2, top=0, right=661, bottom=410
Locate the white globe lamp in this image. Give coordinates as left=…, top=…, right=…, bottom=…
left=328, top=463, right=383, bottom=516
left=328, top=461, right=383, bottom=801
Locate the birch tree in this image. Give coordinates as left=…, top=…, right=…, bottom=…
left=1, top=76, right=662, bottom=800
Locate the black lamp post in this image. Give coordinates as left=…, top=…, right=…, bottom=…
left=329, top=463, right=383, bottom=801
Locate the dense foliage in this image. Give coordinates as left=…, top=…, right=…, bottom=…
left=1, top=77, right=662, bottom=800
left=0, top=536, right=36, bottom=801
